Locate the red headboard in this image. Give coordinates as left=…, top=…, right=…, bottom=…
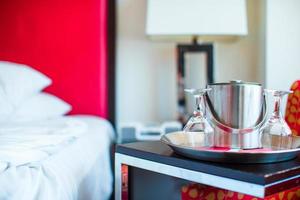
left=0, top=0, right=115, bottom=123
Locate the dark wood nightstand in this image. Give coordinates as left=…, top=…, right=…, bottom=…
left=115, top=141, right=300, bottom=200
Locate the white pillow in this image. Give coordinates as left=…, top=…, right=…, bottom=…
left=0, top=61, right=52, bottom=106
left=11, top=93, right=72, bottom=122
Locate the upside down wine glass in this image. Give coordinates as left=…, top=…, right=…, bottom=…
left=183, top=88, right=214, bottom=147
left=261, top=89, right=293, bottom=149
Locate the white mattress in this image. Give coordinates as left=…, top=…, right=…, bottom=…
left=0, top=115, right=114, bottom=200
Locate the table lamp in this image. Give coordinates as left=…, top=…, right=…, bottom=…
left=146, top=0, right=248, bottom=122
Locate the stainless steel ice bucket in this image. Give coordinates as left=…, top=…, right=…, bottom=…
left=205, top=80, right=267, bottom=149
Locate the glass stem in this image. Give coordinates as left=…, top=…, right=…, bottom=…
left=273, top=95, right=282, bottom=119
left=195, top=95, right=204, bottom=117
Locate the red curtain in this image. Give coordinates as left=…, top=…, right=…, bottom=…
left=0, top=0, right=110, bottom=118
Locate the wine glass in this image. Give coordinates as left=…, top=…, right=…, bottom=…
left=183, top=88, right=214, bottom=147
left=261, top=89, right=293, bottom=149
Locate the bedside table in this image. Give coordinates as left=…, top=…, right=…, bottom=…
left=115, top=141, right=300, bottom=200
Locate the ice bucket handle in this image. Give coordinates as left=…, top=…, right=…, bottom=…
left=204, top=94, right=268, bottom=134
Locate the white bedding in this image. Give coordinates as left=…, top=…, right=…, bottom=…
left=0, top=115, right=114, bottom=200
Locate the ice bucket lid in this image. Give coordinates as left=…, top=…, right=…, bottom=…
left=208, top=80, right=261, bottom=86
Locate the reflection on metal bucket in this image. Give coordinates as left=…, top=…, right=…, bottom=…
left=205, top=80, right=267, bottom=149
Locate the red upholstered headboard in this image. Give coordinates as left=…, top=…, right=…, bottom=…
left=0, top=0, right=115, bottom=123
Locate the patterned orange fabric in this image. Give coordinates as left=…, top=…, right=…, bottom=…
left=122, top=165, right=129, bottom=200
left=285, top=80, right=300, bottom=136
left=181, top=183, right=300, bottom=200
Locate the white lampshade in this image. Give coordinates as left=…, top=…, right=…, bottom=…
left=146, top=0, right=248, bottom=40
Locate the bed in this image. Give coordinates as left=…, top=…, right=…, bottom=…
left=0, top=115, right=114, bottom=200
left=0, top=0, right=116, bottom=199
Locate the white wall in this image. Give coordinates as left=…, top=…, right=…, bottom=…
left=117, top=0, right=177, bottom=124
left=265, top=0, right=300, bottom=90
left=117, top=0, right=264, bottom=125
